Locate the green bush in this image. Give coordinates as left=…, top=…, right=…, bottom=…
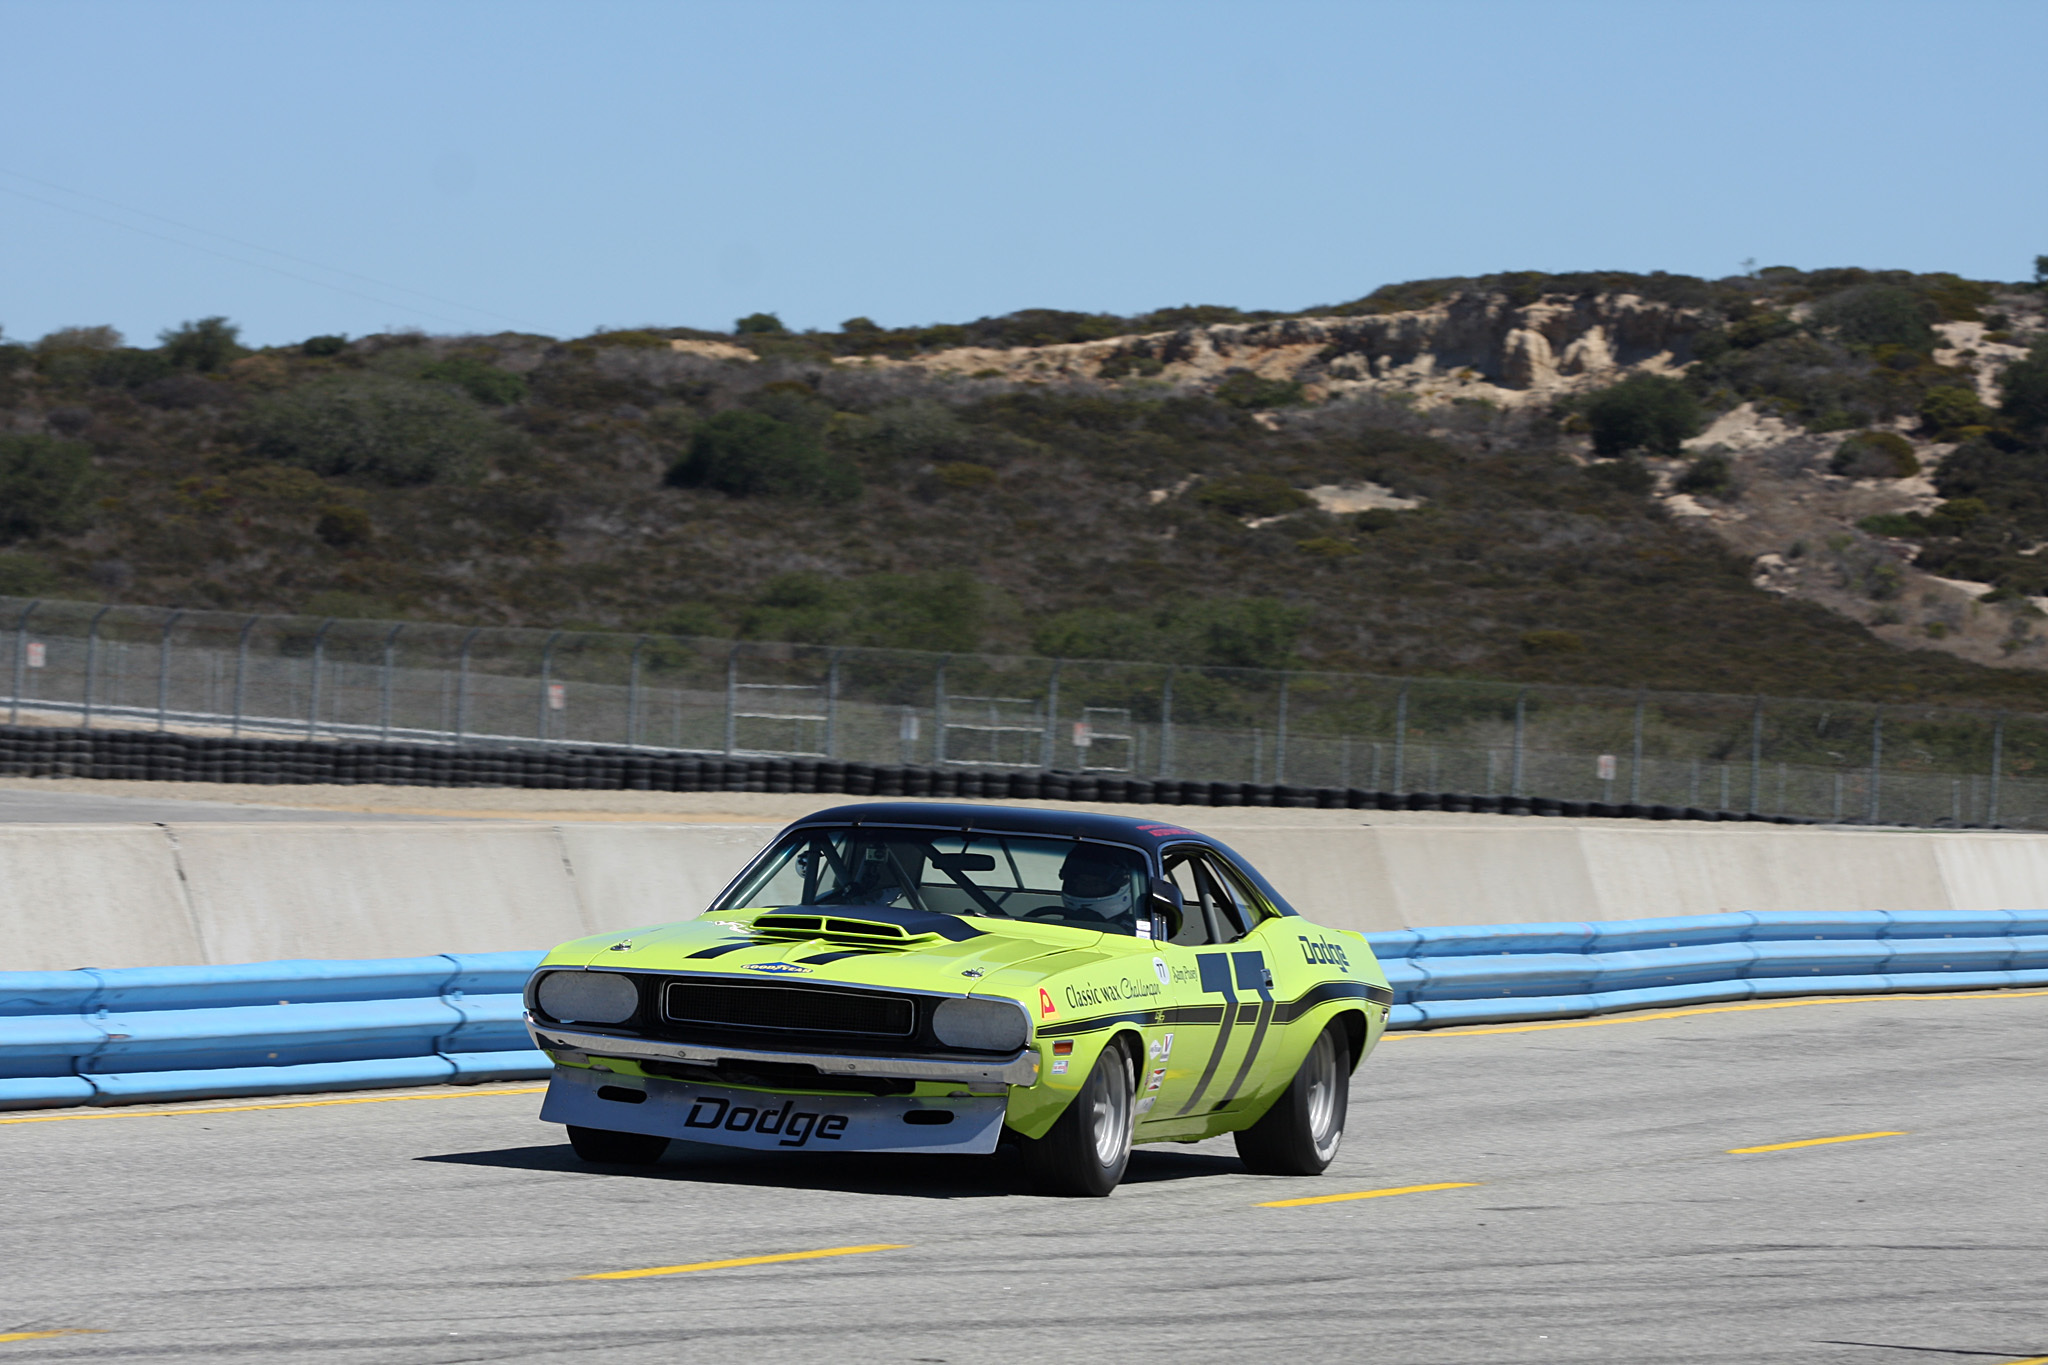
left=1814, top=285, right=1938, bottom=352
left=1674, top=452, right=1735, bottom=496
left=1212, top=370, right=1304, bottom=410
left=738, top=570, right=986, bottom=650
left=1999, top=339, right=2048, bottom=433
left=301, top=335, right=349, bottom=357
left=1193, top=473, right=1313, bottom=517
left=244, top=375, right=503, bottom=484
left=1029, top=597, right=1310, bottom=668
left=420, top=354, right=527, bottom=406
left=0, top=551, right=56, bottom=594
left=1583, top=373, right=1703, bottom=456
left=1919, top=385, right=1992, bottom=434
left=1829, top=430, right=1921, bottom=478
left=1520, top=629, right=1584, bottom=654
left=1585, top=458, right=1655, bottom=493
left=314, top=504, right=373, bottom=548
left=0, top=434, right=96, bottom=541
left=158, top=317, right=245, bottom=372
left=666, top=410, right=860, bottom=502
left=734, top=313, right=786, bottom=335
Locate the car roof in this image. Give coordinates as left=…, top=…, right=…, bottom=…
left=785, top=802, right=1300, bottom=917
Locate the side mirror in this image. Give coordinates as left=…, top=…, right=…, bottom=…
left=1146, top=878, right=1184, bottom=942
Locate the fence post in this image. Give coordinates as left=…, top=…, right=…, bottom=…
left=1274, top=676, right=1290, bottom=785
left=454, top=627, right=481, bottom=742
left=1158, top=666, right=1175, bottom=779
left=933, top=656, right=950, bottom=765
left=825, top=649, right=841, bottom=759
left=307, top=618, right=335, bottom=739
left=1512, top=689, right=1527, bottom=797
left=155, top=610, right=184, bottom=731
left=379, top=624, right=404, bottom=742
left=1867, top=706, right=1884, bottom=824
left=80, top=605, right=113, bottom=728
left=10, top=599, right=39, bottom=726
left=537, top=630, right=564, bottom=743
left=1041, top=660, right=1063, bottom=770
left=724, top=643, right=740, bottom=756
left=1392, top=683, right=1409, bottom=791
left=1748, top=696, right=1764, bottom=813
left=626, top=636, right=646, bottom=748
left=231, top=615, right=258, bottom=736
left=1989, top=712, right=2005, bottom=825
left=1629, top=689, right=1646, bottom=803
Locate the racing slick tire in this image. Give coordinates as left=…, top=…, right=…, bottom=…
left=1233, top=1021, right=1349, bottom=1176
left=1018, top=1041, right=1136, bottom=1197
left=567, top=1124, right=670, bottom=1166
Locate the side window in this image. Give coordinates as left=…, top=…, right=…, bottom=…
left=1160, top=851, right=1217, bottom=947
left=1201, top=855, right=1266, bottom=942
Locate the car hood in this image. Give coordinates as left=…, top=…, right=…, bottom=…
left=542, top=905, right=1123, bottom=998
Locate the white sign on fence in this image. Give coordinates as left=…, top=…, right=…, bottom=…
left=1596, top=753, right=1616, bottom=781
left=25, top=642, right=45, bottom=669
left=547, top=683, right=566, bottom=711
left=1072, top=721, right=1092, bottom=749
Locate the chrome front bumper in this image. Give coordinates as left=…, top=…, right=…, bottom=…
left=526, top=1016, right=1041, bottom=1087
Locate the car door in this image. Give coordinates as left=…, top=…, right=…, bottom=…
left=1142, top=844, right=1275, bottom=1123
left=1132, top=846, right=1226, bottom=1124
left=1174, top=849, right=1285, bottom=1120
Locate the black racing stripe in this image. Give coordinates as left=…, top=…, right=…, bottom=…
left=795, top=949, right=883, bottom=965
left=683, top=940, right=758, bottom=960
left=1272, top=979, right=1389, bottom=1023
left=1178, top=954, right=1237, bottom=1116
left=1217, top=992, right=1274, bottom=1108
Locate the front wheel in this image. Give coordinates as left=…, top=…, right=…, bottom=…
left=567, top=1124, right=670, bottom=1165
left=1234, top=1022, right=1349, bottom=1176
left=1017, top=1042, right=1135, bottom=1196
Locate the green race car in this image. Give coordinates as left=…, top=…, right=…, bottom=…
left=526, top=802, right=1392, bottom=1196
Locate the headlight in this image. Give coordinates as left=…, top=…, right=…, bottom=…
left=535, top=970, right=640, bottom=1024
left=932, top=997, right=1028, bottom=1052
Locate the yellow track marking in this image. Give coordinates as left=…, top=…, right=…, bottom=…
left=1258, top=1181, right=1478, bottom=1208
left=1381, top=988, right=2048, bottom=1041
left=0, top=1331, right=102, bottom=1343
left=1728, top=1131, right=1905, bottom=1154
left=0, top=1086, right=545, bottom=1126
left=581, top=1244, right=908, bottom=1280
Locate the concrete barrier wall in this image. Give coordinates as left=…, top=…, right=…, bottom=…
left=10, top=818, right=2048, bottom=971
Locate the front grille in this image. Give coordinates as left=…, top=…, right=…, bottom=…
left=662, top=979, right=915, bottom=1037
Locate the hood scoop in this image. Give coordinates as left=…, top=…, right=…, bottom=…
left=751, top=913, right=933, bottom=948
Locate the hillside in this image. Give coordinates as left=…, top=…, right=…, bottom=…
left=3, top=264, right=2048, bottom=707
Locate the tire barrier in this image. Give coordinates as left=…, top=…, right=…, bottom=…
left=0, top=725, right=1853, bottom=826
left=6, top=911, right=2046, bottom=1110
left=1368, top=908, right=2048, bottom=1029
left=0, top=953, right=545, bottom=1110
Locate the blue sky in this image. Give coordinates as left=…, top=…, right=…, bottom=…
left=3, top=0, right=2042, bottom=347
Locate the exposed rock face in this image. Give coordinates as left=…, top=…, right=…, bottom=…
left=837, top=291, right=1705, bottom=407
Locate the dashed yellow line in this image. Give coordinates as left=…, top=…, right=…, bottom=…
left=581, top=1244, right=908, bottom=1280
left=1729, top=1131, right=1905, bottom=1154
left=1382, top=987, right=2048, bottom=1041
left=0, top=1331, right=102, bottom=1344
left=1258, top=1181, right=1478, bottom=1208
left=0, top=1086, right=545, bottom=1125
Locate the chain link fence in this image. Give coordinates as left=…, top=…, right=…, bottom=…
left=5, top=595, right=2046, bottom=828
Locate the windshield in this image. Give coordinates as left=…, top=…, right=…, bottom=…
left=712, top=826, right=1151, bottom=935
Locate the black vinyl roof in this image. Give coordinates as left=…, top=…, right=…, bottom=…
left=785, top=802, right=1300, bottom=917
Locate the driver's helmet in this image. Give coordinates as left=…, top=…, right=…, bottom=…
left=1059, top=846, right=1138, bottom=924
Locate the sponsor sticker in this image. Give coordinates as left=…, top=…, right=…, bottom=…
left=1038, top=988, right=1057, bottom=1018
left=1147, top=1068, right=1165, bottom=1092
left=1134, top=1097, right=1155, bottom=1116
left=1153, top=956, right=1171, bottom=986
left=1147, top=1032, right=1175, bottom=1062
left=683, top=1096, right=847, bottom=1148
left=1051, top=1059, right=1069, bottom=1075
left=744, top=962, right=812, bottom=975
left=1298, top=934, right=1351, bottom=972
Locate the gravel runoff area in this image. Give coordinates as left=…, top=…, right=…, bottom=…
left=3, top=989, right=2044, bottom=1363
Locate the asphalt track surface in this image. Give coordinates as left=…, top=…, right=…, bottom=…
left=6, top=991, right=2046, bottom=1365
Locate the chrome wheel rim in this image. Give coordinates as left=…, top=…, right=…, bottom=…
left=1304, top=1030, right=1342, bottom=1160
left=1089, top=1055, right=1134, bottom=1167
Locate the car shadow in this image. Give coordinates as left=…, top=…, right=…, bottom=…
left=418, top=1141, right=1245, bottom=1198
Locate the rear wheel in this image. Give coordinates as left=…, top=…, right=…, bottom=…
left=1018, top=1042, right=1135, bottom=1197
left=567, top=1124, right=669, bottom=1165
left=1234, top=1022, right=1348, bottom=1176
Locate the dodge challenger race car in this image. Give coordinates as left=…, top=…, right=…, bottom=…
left=525, top=802, right=1391, bottom=1195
